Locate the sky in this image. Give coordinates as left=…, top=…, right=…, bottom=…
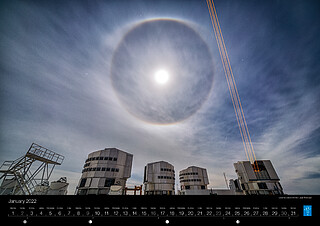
left=0, top=0, right=319, bottom=195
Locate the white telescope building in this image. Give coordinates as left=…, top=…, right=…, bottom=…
left=179, top=166, right=209, bottom=195
left=76, top=148, right=133, bottom=195
left=234, top=160, right=284, bottom=195
left=143, top=161, right=175, bottom=195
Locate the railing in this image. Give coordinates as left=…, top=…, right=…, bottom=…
left=27, top=143, right=64, bottom=165
left=0, top=155, right=24, bottom=172
left=0, top=143, right=64, bottom=195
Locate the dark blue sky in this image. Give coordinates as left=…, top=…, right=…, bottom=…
left=0, top=0, right=319, bottom=194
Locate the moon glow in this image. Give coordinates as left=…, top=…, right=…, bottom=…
left=110, top=19, right=214, bottom=124
left=154, top=69, right=169, bottom=85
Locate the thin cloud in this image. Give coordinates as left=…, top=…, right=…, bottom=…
left=0, top=0, right=319, bottom=195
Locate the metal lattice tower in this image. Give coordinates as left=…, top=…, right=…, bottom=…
left=0, top=143, right=64, bottom=195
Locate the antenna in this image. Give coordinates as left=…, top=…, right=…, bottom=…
left=223, top=172, right=228, bottom=189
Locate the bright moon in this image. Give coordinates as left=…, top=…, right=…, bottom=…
left=154, top=69, right=169, bottom=84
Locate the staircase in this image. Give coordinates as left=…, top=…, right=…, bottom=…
left=0, top=143, right=64, bottom=195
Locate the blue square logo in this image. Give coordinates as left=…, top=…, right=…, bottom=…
left=303, top=205, right=312, bottom=216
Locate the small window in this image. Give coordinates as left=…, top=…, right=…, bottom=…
left=104, top=178, right=115, bottom=187
left=111, top=168, right=115, bottom=172
left=258, top=183, right=268, bottom=189
left=104, top=157, right=108, bottom=160
left=161, top=168, right=164, bottom=171
left=101, top=168, right=106, bottom=171
left=113, top=157, right=117, bottom=161
left=96, top=167, right=101, bottom=171
left=108, top=157, right=113, bottom=161
left=79, top=178, right=87, bottom=187
left=185, top=186, right=190, bottom=190
left=115, top=168, right=119, bottom=172
left=106, top=168, right=110, bottom=171
left=99, top=157, right=104, bottom=160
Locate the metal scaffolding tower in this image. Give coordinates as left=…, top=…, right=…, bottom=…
left=0, top=143, right=64, bottom=195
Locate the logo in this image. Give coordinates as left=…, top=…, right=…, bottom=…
left=303, top=205, right=312, bottom=216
